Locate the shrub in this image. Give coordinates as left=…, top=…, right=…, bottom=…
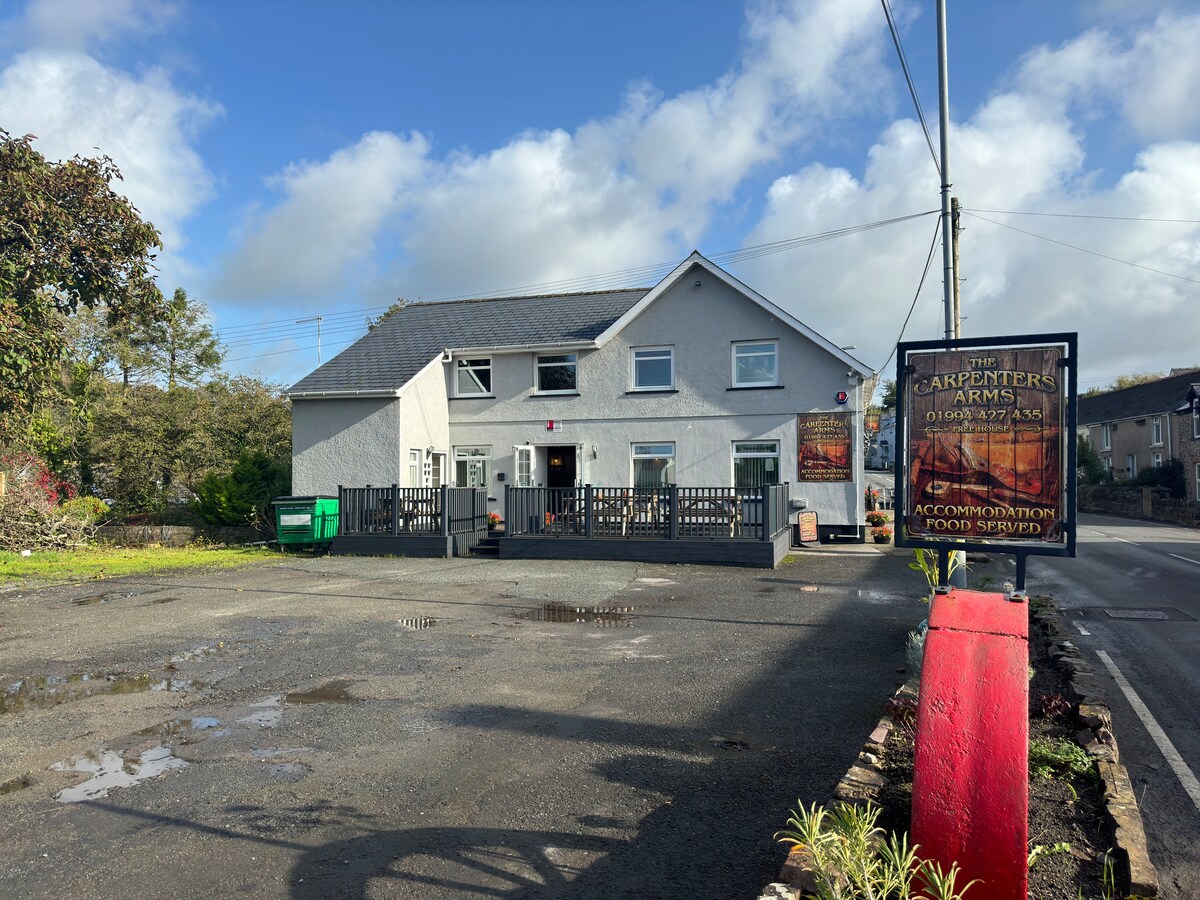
left=866, top=511, right=888, bottom=526
left=193, top=451, right=290, bottom=528
left=59, top=495, right=111, bottom=525
left=0, top=457, right=94, bottom=550
left=1029, top=736, right=1092, bottom=780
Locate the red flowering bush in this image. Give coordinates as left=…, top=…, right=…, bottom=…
left=0, top=453, right=96, bottom=551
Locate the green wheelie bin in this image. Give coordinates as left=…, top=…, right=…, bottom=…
left=272, top=496, right=339, bottom=550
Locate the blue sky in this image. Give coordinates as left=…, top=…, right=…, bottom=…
left=2, top=0, right=1198, bottom=392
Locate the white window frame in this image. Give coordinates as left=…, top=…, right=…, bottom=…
left=454, top=446, right=492, bottom=488
left=1103, top=456, right=1113, bottom=474
left=1195, top=462, right=1200, bottom=502
left=1152, top=452, right=1163, bottom=468
left=1151, top=416, right=1163, bottom=447
left=430, top=452, right=445, bottom=488
left=732, top=440, right=781, bottom=488
left=731, top=340, right=779, bottom=388
left=631, top=442, right=676, bottom=488
left=535, top=353, right=578, bottom=394
left=1101, top=424, right=1112, bottom=451
left=514, top=445, right=534, bottom=487
left=1126, top=453, right=1137, bottom=478
left=454, top=357, right=493, bottom=397
left=1193, top=404, right=1199, bottom=439
left=630, top=346, right=675, bottom=391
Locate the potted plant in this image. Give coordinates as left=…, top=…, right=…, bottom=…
left=864, top=487, right=881, bottom=511
left=487, top=511, right=502, bottom=532
left=866, top=511, right=888, bottom=527
left=871, top=525, right=893, bottom=544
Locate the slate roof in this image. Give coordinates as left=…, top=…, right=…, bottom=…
left=289, top=288, right=649, bottom=395
left=1078, top=368, right=1200, bottom=425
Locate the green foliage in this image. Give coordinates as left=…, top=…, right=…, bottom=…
left=0, top=130, right=161, bottom=426
left=775, top=800, right=978, bottom=899
left=1027, top=842, right=1071, bottom=869
left=905, top=630, right=926, bottom=681
left=1131, top=457, right=1185, bottom=498
left=194, top=451, right=290, bottom=527
left=366, top=299, right=407, bottom=331
left=880, top=378, right=897, bottom=411
left=866, top=511, right=889, bottom=526
left=58, top=495, right=110, bottom=525
left=1, top=544, right=272, bottom=582
left=1029, top=737, right=1092, bottom=780
left=909, top=548, right=964, bottom=597
left=1077, top=435, right=1109, bottom=486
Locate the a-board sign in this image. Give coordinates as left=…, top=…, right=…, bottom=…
left=796, top=412, right=852, bottom=482
left=896, top=334, right=1076, bottom=556
left=798, top=511, right=819, bottom=543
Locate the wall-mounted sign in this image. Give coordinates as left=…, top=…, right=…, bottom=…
left=896, top=334, right=1076, bottom=555
left=797, top=412, right=852, bottom=482
left=835, top=391, right=849, bottom=404
left=545, top=420, right=563, bottom=432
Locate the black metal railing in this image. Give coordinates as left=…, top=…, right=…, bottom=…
left=338, top=485, right=487, bottom=536
left=504, top=484, right=792, bottom=541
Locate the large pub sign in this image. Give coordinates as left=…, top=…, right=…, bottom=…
left=895, top=333, right=1077, bottom=561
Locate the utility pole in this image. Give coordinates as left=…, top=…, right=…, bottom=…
left=952, top=196, right=962, bottom=340
left=297, top=315, right=324, bottom=367
left=937, top=0, right=955, bottom=341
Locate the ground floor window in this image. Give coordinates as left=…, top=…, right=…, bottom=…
left=515, top=446, right=533, bottom=487
left=1152, top=452, right=1163, bottom=468
left=733, top=441, right=780, bottom=488
left=454, top=446, right=491, bottom=488
left=409, top=449, right=422, bottom=487
left=632, top=443, right=675, bottom=488
left=1126, top=453, right=1137, bottom=478
left=431, top=453, right=444, bottom=488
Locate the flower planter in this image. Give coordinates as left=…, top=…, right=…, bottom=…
left=873, top=535, right=891, bottom=544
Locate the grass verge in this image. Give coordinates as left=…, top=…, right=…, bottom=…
left=0, top=545, right=278, bottom=584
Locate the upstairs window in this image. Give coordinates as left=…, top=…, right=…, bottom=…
left=1151, top=415, right=1163, bottom=446
left=732, top=340, right=778, bottom=387
left=1101, top=424, right=1112, bottom=451
left=1194, top=404, right=1199, bottom=439
left=632, top=347, right=674, bottom=390
left=455, top=358, right=492, bottom=396
left=536, top=353, right=577, bottom=393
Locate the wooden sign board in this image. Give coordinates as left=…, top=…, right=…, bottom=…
left=796, top=412, right=852, bottom=482
left=897, top=335, right=1076, bottom=553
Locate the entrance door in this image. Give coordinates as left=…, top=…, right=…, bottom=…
left=545, top=446, right=577, bottom=488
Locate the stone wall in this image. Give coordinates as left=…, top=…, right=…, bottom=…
left=1079, top=484, right=1200, bottom=528
left=95, top=524, right=268, bottom=547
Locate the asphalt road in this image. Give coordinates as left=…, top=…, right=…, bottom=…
left=1017, top=513, right=1200, bottom=899
left=0, top=548, right=922, bottom=899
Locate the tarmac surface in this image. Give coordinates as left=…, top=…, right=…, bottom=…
left=0, top=547, right=921, bottom=899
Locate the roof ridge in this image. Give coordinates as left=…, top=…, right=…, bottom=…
left=404, top=287, right=651, bottom=307
left=1086, top=367, right=1200, bottom=398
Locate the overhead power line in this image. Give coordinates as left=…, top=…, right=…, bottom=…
left=880, top=0, right=941, bottom=179
left=964, top=211, right=1200, bottom=286
left=964, top=208, right=1200, bottom=225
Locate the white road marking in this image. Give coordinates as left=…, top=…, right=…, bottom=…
left=1113, top=537, right=1135, bottom=545
left=1168, top=553, right=1200, bottom=567
left=1088, top=530, right=1108, bottom=537
left=1073, top=621, right=1091, bottom=636
left=1096, top=650, right=1200, bottom=816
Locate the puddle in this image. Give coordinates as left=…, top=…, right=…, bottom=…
left=268, top=763, right=309, bottom=779
left=512, top=603, right=636, bottom=627
left=71, top=589, right=162, bottom=606
left=635, top=578, right=676, bottom=585
left=856, top=589, right=904, bottom=602
left=285, top=679, right=360, bottom=705
left=709, top=735, right=751, bottom=752
left=1, top=673, right=203, bottom=715
left=137, top=716, right=221, bottom=737
left=238, top=696, right=283, bottom=728
left=150, top=597, right=178, bottom=605
left=251, top=747, right=314, bottom=759
left=398, top=617, right=438, bottom=631
left=52, top=746, right=188, bottom=802
left=1, top=774, right=34, bottom=795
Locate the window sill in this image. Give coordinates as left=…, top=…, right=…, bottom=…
left=450, top=395, right=495, bottom=401
left=627, top=388, right=678, bottom=395
left=727, top=384, right=785, bottom=391
left=531, top=391, right=580, bottom=397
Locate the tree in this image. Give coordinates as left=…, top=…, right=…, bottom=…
left=194, top=451, right=291, bottom=527
left=1081, top=371, right=1167, bottom=397
left=0, top=130, right=162, bottom=426
left=879, top=379, right=897, bottom=412
left=148, top=288, right=224, bottom=389
left=1077, top=435, right=1108, bottom=485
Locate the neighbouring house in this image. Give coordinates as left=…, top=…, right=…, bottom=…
left=1078, top=368, right=1200, bottom=495
left=867, top=410, right=897, bottom=470
left=1178, top=382, right=1200, bottom=504
left=288, top=252, right=874, bottom=556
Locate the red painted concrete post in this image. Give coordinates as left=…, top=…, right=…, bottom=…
left=911, top=588, right=1029, bottom=900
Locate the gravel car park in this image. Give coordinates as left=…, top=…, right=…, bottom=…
left=1, top=549, right=917, bottom=899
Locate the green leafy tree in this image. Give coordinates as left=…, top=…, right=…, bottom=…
left=193, top=451, right=291, bottom=526
left=879, top=378, right=898, bottom=411
left=149, top=288, right=224, bottom=389
left=0, top=130, right=161, bottom=427
left=1077, top=435, right=1108, bottom=485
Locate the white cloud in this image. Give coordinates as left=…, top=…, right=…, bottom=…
left=0, top=49, right=220, bottom=253
left=215, top=0, right=893, bottom=301
left=737, top=9, right=1200, bottom=385
left=8, top=0, right=178, bottom=52
left=214, top=131, right=430, bottom=298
